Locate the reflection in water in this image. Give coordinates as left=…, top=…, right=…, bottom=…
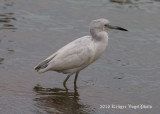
left=33, top=84, right=95, bottom=114
left=0, top=12, right=16, bottom=29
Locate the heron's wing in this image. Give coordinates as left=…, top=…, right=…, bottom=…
left=34, top=52, right=57, bottom=71
left=35, top=36, right=93, bottom=73
left=49, top=42, right=93, bottom=71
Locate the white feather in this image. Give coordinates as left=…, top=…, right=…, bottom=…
left=35, top=18, right=109, bottom=75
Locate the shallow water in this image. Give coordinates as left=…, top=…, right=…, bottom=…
left=0, top=0, right=160, bottom=114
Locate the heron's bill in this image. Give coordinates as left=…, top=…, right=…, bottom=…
left=108, top=25, right=128, bottom=31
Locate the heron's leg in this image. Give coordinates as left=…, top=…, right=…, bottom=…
left=63, top=75, right=71, bottom=90
left=74, top=72, right=79, bottom=84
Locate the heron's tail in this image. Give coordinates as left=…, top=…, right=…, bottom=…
left=34, top=52, right=57, bottom=73
left=34, top=63, right=49, bottom=73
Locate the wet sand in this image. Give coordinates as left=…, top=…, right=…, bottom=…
left=0, top=0, right=160, bottom=113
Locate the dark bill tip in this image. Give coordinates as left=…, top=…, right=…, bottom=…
left=108, top=25, right=128, bottom=31
left=117, top=27, right=128, bottom=31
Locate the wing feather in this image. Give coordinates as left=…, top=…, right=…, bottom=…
left=49, top=44, right=92, bottom=71
left=34, top=36, right=93, bottom=73
left=34, top=53, right=57, bottom=71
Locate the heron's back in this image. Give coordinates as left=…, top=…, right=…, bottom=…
left=35, top=36, right=95, bottom=74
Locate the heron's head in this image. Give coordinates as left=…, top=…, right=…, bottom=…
left=90, top=18, right=128, bottom=34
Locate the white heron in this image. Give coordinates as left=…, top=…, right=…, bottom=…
left=34, top=18, right=128, bottom=87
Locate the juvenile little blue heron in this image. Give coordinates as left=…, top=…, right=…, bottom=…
left=34, top=18, right=128, bottom=88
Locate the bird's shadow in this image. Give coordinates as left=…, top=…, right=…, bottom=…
left=33, top=84, right=95, bottom=114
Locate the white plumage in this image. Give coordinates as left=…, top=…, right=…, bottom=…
left=34, top=18, right=127, bottom=86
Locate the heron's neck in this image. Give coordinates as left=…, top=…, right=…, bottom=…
left=90, top=29, right=108, bottom=42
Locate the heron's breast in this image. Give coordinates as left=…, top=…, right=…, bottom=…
left=92, top=39, right=108, bottom=62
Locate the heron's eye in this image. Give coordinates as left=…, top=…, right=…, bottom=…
left=104, top=24, right=108, bottom=27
